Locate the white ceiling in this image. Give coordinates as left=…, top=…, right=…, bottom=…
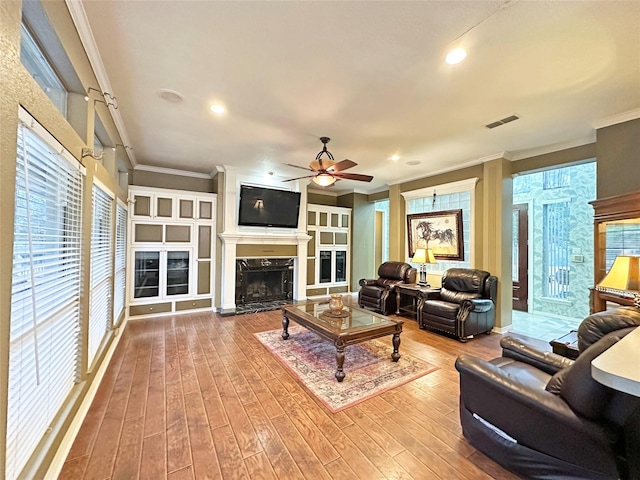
left=78, top=0, right=640, bottom=194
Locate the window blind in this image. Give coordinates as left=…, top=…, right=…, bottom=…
left=88, top=184, right=114, bottom=366
left=113, top=202, right=127, bottom=325
left=7, top=119, right=83, bottom=480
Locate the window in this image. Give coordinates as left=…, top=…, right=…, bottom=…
left=88, top=184, right=114, bottom=366
left=113, top=202, right=127, bottom=325
left=543, top=169, right=570, bottom=189
left=543, top=202, right=570, bottom=298
left=20, top=24, right=68, bottom=117
left=7, top=113, right=83, bottom=480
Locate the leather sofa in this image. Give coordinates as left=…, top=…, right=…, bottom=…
left=420, top=268, right=497, bottom=341
left=358, top=261, right=417, bottom=316
left=455, top=310, right=640, bottom=480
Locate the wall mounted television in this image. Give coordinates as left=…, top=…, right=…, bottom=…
left=238, top=185, right=301, bottom=228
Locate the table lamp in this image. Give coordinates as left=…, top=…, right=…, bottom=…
left=595, top=255, right=640, bottom=308
left=411, top=248, right=436, bottom=286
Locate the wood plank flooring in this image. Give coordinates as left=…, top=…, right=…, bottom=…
left=60, top=309, right=525, bottom=479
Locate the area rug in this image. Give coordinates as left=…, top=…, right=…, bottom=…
left=254, top=325, right=438, bottom=413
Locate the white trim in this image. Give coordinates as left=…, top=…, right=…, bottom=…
left=45, top=318, right=128, bottom=480
left=93, top=177, right=115, bottom=200
left=492, top=324, right=513, bottom=334
left=400, top=177, right=479, bottom=201
left=65, top=0, right=137, bottom=167
left=509, top=134, right=596, bottom=161
left=593, top=107, right=640, bottom=130
left=18, top=107, right=86, bottom=174
left=134, top=163, right=213, bottom=179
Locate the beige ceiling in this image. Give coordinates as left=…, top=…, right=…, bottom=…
left=78, top=0, right=640, bottom=193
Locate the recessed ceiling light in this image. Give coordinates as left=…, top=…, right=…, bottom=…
left=406, top=160, right=421, bottom=166
left=390, top=155, right=400, bottom=161
left=445, top=48, right=467, bottom=65
left=210, top=104, right=226, bottom=115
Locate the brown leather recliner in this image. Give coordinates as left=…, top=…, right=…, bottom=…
left=358, top=261, right=417, bottom=315
left=455, top=314, right=640, bottom=480
left=421, top=268, right=498, bottom=341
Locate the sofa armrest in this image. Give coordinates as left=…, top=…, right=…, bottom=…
left=359, top=278, right=377, bottom=287
left=455, top=355, right=617, bottom=447
left=500, top=336, right=574, bottom=375
left=464, top=298, right=493, bottom=313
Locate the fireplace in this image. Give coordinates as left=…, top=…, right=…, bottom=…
left=235, top=258, right=294, bottom=307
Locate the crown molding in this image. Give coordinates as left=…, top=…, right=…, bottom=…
left=134, top=164, right=213, bottom=179
left=593, top=108, right=640, bottom=130
left=508, top=134, right=596, bottom=161
left=65, top=0, right=137, bottom=167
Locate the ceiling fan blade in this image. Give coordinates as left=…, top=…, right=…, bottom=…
left=285, top=163, right=315, bottom=172
left=282, top=175, right=316, bottom=182
left=328, top=159, right=357, bottom=172
left=332, top=172, right=374, bottom=182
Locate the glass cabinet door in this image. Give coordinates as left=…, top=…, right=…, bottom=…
left=319, top=251, right=332, bottom=283
left=335, top=251, right=347, bottom=282
left=134, top=251, right=160, bottom=298
left=166, top=251, right=190, bottom=295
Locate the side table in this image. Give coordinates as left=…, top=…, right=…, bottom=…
left=395, top=284, right=440, bottom=323
left=549, top=330, right=579, bottom=360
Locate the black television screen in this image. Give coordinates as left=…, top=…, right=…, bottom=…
left=238, top=185, right=301, bottom=228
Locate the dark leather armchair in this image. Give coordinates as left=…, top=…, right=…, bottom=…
left=421, top=268, right=497, bottom=341
left=358, top=261, right=417, bottom=315
left=455, top=315, right=640, bottom=480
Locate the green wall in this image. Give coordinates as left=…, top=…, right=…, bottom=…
left=596, top=118, right=640, bottom=199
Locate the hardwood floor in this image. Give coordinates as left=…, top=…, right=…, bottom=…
left=60, top=309, right=524, bottom=480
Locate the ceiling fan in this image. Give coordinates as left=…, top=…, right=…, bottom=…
left=283, top=137, right=374, bottom=187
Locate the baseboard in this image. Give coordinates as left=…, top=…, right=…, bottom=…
left=492, top=324, right=513, bottom=335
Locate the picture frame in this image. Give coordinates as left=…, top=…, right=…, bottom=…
left=407, top=209, right=464, bottom=261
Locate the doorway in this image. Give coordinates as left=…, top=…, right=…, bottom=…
left=512, top=203, right=529, bottom=311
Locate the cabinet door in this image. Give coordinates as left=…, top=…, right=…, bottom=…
left=134, top=251, right=160, bottom=298
left=335, top=251, right=347, bottom=282
left=319, top=251, right=332, bottom=283
left=166, top=251, right=190, bottom=296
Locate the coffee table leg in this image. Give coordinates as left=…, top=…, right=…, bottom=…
left=282, top=313, right=289, bottom=340
left=391, top=333, right=401, bottom=362
left=335, top=341, right=346, bottom=382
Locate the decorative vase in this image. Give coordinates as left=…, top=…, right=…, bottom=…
left=329, top=294, right=344, bottom=313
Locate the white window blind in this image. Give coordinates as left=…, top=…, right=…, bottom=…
left=88, top=184, right=114, bottom=366
left=113, top=202, right=127, bottom=325
left=7, top=118, right=83, bottom=480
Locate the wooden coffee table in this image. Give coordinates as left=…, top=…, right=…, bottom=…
left=281, top=300, right=403, bottom=382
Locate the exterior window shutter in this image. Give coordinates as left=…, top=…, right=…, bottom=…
left=7, top=117, right=83, bottom=480
left=88, top=184, right=114, bottom=366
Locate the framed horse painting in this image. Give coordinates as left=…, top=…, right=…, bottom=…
left=407, top=209, right=464, bottom=260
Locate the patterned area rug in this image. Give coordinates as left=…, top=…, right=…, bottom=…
left=255, top=325, right=438, bottom=412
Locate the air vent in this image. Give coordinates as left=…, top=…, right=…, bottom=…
left=485, top=114, right=520, bottom=129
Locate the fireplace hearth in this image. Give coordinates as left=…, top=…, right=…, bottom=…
left=235, top=258, right=294, bottom=314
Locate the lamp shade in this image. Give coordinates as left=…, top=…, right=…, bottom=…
left=312, top=174, right=336, bottom=186
left=412, top=248, right=427, bottom=264
left=596, top=256, right=640, bottom=292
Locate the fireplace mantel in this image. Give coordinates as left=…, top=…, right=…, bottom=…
left=219, top=231, right=311, bottom=245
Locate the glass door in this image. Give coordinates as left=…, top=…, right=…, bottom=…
left=134, top=251, right=160, bottom=298
left=166, top=251, right=190, bottom=295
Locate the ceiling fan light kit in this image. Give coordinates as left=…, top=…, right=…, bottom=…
left=312, top=174, right=336, bottom=186
left=283, top=137, right=374, bottom=186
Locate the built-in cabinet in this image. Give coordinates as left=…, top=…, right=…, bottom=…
left=306, top=204, right=351, bottom=297
left=589, top=190, right=640, bottom=312
left=127, top=186, right=216, bottom=317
